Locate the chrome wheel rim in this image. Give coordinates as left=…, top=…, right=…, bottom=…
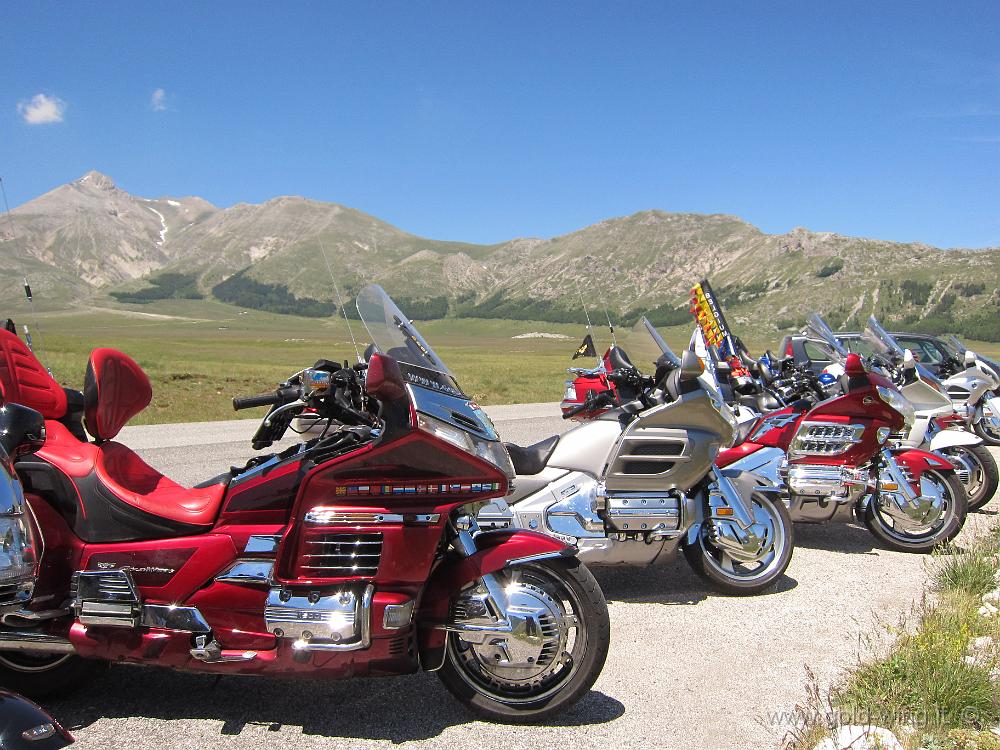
left=698, top=495, right=787, bottom=584
left=0, top=651, right=72, bottom=673
left=940, top=447, right=985, bottom=504
left=448, top=564, right=585, bottom=704
left=871, top=469, right=955, bottom=544
left=978, top=402, right=1000, bottom=442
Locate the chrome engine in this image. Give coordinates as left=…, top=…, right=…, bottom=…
left=477, top=472, right=690, bottom=566
left=599, top=488, right=682, bottom=537
left=264, top=585, right=374, bottom=652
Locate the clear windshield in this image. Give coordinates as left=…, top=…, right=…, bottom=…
left=804, top=313, right=849, bottom=361
left=863, top=315, right=944, bottom=386
left=642, top=317, right=682, bottom=367
left=944, top=334, right=967, bottom=356
left=357, top=285, right=450, bottom=374
left=862, top=315, right=905, bottom=357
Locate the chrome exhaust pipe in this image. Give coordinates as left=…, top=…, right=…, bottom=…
left=0, top=630, right=76, bottom=654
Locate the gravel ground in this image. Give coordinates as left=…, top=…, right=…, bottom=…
left=39, top=406, right=1000, bottom=750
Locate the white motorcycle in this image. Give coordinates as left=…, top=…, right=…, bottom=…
left=938, top=335, right=1000, bottom=447
left=861, top=316, right=999, bottom=511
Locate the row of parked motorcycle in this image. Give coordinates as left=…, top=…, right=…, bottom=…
left=0, top=282, right=997, bottom=730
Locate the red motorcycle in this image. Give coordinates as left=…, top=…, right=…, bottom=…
left=0, top=286, right=609, bottom=722
left=715, top=349, right=967, bottom=553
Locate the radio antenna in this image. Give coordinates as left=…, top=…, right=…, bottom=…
left=1, top=177, right=49, bottom=368
left=600, top=294, right=617, bottom=348
left=320, top=242, right=362, bottom=363
left=574, top=280, right=599, bottom=364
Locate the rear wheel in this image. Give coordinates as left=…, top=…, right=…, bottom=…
left=938, top=444, right=999, bottom=511
left=683, top=492, right=794, bottom=596
left=437, top=558, right=609, bottom=723
left=863, top=469, right=966, bottom=552
left=0, top=649, right=106, bottom=700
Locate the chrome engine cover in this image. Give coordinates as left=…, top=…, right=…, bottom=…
left=265, top=585, right=373, bottom=651
left=598, top=488, right=682, bottom=535
left=478, top=472, right=686, bottom=566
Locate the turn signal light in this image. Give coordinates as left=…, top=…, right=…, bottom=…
left=716, top=508, right=734, bottom=516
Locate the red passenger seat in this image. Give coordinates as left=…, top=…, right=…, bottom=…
left=20, top=348, right=227, bottom=541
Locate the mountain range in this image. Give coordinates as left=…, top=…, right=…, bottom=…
left=2, top=171, right=998, bottom=338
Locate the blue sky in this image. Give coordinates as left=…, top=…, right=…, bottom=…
left=2, top=1, right=998, bottom=248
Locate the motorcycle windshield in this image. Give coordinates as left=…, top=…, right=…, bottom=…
left=944, top=334, right=967, bottom=356
left=642, top=317, right=682, bottom=367
left=863, top=315, right=944, bottom=387
left=803, top=313, right=849, bottom=361
left=356, top=285, right=512, bottom=476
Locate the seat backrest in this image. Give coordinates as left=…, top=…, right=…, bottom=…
left=0, top=330, right=67, bottom=419
left=84, top=348, right=152, bottom=441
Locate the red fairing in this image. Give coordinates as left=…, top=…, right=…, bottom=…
left=274, top=428, right=510, bottom=587
left=0, top=330, right=67, bottom=418
left=891, top=448, right=956, bottom=487
left=84, top=348, right=152, bottom=441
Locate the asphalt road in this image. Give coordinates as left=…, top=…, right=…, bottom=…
left=44, top=405, right=1000, bottom=750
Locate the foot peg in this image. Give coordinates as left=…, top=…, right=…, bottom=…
left=190, top=634, right=258, bottom=663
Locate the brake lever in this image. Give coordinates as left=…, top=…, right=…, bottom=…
left=264, top=399, right=306, bottom=426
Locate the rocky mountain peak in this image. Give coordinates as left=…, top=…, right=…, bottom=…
left=77, top=171, right=117, bottom=191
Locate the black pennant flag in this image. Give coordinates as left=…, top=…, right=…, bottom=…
left=572, top=334, right=597, bottom=360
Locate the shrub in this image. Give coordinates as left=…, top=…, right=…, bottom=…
left=111, top=272, right=203, bottom=303
left=212, top=270, right=337, bottom=317
left=816, top=259, right=844, bottom=278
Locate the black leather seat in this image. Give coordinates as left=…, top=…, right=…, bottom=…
left=504, top=436, right=560, bottom=476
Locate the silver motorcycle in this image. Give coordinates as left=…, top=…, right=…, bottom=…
left=939, top=334, right=1000, bottom=446
left=862, top=317, right=999, bottom=511
left=479, top=340, right=794, bottom=596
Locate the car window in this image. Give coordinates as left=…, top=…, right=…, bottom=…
left=896, top=337, right=943, bottom=363
left=803, top=341, right=832, bottom=361
left=843, top=339, right=875, bottom=356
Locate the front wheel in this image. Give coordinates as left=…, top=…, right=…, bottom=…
left=0, top=648, right=107, bottom=700
left=863, top=469, right=966, bottom=553
left=973, top=398, right=1000, bottom=446
left=437, top=558, right=610, bottom=723
left=683, top=492, right=794, bottom=596
left=938, top=444, right=999, bottom=511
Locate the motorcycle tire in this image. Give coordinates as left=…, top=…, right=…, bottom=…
left=0, top=649, right=107, bottom=700
left=950, top=444, right=999, bottom=511
left=863, top=469, right=967, bottom=553
left=973, top=416, right=1000, bottom=447
left=436, top=557, right=610, bottom=723
left=683, top=491, right=794, bottom=596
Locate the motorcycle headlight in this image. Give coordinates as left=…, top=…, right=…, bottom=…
left=876, top=385, right=915, bottom=429
left=416, top=413, right=515, bottom=481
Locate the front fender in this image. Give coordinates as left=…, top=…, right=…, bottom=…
left=416, top=529, right=575, bottom=670
left=929, top=429, right=982, bottom=451
left=891, top=447, right=956, bottom=485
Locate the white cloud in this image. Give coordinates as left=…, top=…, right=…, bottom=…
left=151, top=88, right=167, bottom=111
left=17, top=93, right=66, bottom=124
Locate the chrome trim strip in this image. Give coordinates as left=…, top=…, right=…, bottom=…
left=141, top=604, right=211, bottom=633
left=244, top=535, right=281, bottom=555
left=0, top=630, right=75, bottom=654
left=215, top=560, right=274, bottom=586
left=305, top=510, right=404, bottom=525
left=303, top=510, right=442, bottom=526
left=506, top=549, right=577, bottom=566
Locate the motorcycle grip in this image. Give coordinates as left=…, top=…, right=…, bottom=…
left=233, top=391, right=284, bottom=410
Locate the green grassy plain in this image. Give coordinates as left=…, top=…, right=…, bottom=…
left=12, top=299, right=1000, bottom=425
